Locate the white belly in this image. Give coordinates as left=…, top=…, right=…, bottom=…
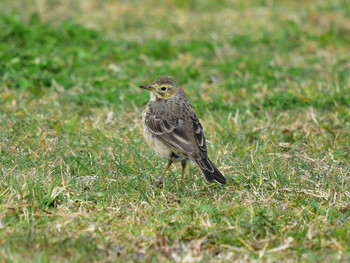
left=143, top=125, right=173, bottom=160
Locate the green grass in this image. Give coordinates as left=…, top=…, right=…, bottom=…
left=0, top=0, right=350, bottom=261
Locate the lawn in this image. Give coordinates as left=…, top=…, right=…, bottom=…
left=0, top=0, right=349, bottom=262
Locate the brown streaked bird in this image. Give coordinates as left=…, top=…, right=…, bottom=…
left=139, top=76, right=227, bottom=185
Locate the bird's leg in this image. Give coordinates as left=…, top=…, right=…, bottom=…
left=157, top=160, right=172, bottom=186
left=180, top=161, right=187, bottom=184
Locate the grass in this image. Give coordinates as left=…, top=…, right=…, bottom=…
left=0, top=0, right=349, bottom=261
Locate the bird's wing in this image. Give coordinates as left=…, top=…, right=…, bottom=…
left=145, top=113, right=200, bottom=159
left=191, top=119, right=208, bottom=158
left=145, top=99, right=210, bottom=160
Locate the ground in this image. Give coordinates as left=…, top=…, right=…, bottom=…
left=0, top=0, right=349, bottom=262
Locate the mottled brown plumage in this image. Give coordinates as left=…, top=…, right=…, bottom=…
left=139, top=76, right=226, bottom=185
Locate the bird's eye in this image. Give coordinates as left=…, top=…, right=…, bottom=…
left=161, top=87, right=167, bottom=91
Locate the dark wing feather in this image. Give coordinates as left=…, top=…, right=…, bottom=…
left=192, top=120, right=207, bottom=156
left=145, top=114, right=198, bottom=157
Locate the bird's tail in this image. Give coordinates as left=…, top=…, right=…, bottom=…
left=195, top=158, right=227, bottom=185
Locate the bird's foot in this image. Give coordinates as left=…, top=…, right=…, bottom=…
left=156, top=180, right=163, bottom=188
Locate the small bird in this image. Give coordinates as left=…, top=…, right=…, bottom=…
left=139, top=76, right=227, bottom=185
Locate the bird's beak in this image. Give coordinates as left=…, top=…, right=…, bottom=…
left=139, top=85, right=153, bottom=91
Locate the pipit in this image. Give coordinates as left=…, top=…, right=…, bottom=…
left=139, top=76, right=227, bottom=185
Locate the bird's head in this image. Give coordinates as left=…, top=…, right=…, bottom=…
left=139, top=76, right=182, bottom=101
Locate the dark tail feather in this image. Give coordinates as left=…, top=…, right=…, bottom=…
left=195, top=158, right=227, bottom=185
